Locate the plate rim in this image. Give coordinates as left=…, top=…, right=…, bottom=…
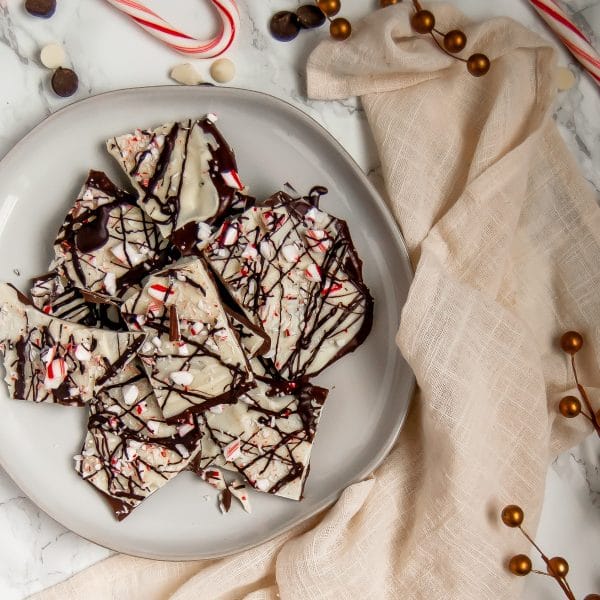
left=0, top=85, right=415, bottom=560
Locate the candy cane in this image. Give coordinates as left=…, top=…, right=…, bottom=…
left=527, top=0, right=600, bottom=85
left=104, top=0, right=239, bottom=58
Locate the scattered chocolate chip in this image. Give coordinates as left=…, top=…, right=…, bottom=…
left=297, top=5, right=326, bottom=29
left=270, top=11, right=301, bottom=42
left=51, top=67, right=78, bottom=97
left=25, top=0, right=56, bottom=18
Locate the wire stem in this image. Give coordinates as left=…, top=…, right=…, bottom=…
left=519, top=526, right=548, bottom=562
left=429, top=31, right=468, bottom=62
left=571, top=355, right=600, bottom=436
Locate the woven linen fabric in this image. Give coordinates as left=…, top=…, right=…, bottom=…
left=30, top=4, right=600, bottom=599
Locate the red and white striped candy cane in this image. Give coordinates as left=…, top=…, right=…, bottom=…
left=528, top=0, right=600, bottom=85
left=104, top=0, right=239, bottom=58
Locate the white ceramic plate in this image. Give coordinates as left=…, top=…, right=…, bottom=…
left=0, top=86, right=414, bottom=559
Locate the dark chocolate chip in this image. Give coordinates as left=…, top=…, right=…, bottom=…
left=296, top=5, right=326, bottom=29
left=25, top=0, right=56, bottom=18
left=269, top=11, right=301, bottom=42
left=51, top=67, right=78, bottom=97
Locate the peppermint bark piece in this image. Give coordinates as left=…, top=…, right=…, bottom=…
left=202, top=361, right=327, bottom=501
left=203, top=192, right=374, bottom=379
left=0, top=284, right=145, bottom=406
left=120, top=258, right=253, bottom=421
left=77, top=389, right=204, bottom=521
left=51, top=170, right=173, bottom=300
left=106, top=116, right=249, bottom=252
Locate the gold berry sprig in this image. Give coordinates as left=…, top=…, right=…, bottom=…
left=558, top=331, right=600, bottom=436
left=501, top=505, right=600, bottom=600
left=408, top=0, right=490, bottom=76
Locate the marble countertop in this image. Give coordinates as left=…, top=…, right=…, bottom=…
left=0, top=0, right=599, bottom=598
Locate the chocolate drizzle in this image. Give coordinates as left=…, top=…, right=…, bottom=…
left=75, top=205, right=112, bottom=253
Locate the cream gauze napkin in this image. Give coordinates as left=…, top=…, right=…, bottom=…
left=31, top=3, right=600, bottom=600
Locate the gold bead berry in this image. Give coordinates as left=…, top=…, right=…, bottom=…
left=467, top=53, right=490, bottom=77
left=330, top=17, right=351, bottom=40
left=501, top=505, right=524, bottom=527
left=444, top=29, right=467, bottom=53
left=509, top=554, right=532, bottom=576
left=411, top=9, right=435, bottom=34
left=380, top=0, right=400, bottom=6
left=548, top=556, right=569, bottom=578
left=560, top=331, right=583, bottom=354
left=559, top=396, right=581, bottom=418
left=317, top=0, right=340, bottom=17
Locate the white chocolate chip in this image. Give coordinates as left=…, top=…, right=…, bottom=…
left=210, top=58, right=235, bottom=84
left=170, top=63, right=204, bottom=86
left=40, top=43, right=66, bottom=69
left=556, top=66, right=576, bottom=91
